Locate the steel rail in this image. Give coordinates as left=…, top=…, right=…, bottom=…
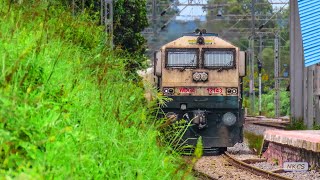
left=223, top=152, right=292, bottom=180
left=251, top=121, right=287, bottom=129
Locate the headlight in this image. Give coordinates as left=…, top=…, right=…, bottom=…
left=200, top=72, right=208, bottom=81
left=222, top=112, right=237, bottom=126
left=193, top=72, right=208, bottom=82
left=193, top=72, right=201, bottom=81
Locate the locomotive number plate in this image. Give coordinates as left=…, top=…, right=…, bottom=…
left=179, top=87, right=196, bottom=94
left=207, top=87, right=223, bottom=94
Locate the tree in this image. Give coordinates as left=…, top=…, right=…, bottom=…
left=58, top=0, right=149, bottom=70
left=114, top=0, right=148, bottom=56
left=205, top=0, right=273, bottom=39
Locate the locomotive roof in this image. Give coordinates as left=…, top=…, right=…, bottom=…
left=162, top=35, right=238, bottom=49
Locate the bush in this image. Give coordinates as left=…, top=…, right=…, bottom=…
left=244, top=131, right=264, bottom=155
left=0, top=1, right=191, bottom=179
left=244, top=90, right=290, bottom=117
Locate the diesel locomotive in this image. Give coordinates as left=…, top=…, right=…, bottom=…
left=154, top=29, right=246, bottom=153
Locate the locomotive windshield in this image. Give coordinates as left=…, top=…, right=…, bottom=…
left=166, top=49, right=198, bottom=68
left=203, top=50, right=234, bottom=68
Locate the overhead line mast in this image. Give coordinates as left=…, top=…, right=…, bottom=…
left=101, top=0, right=114, bottom=47
left=250, top=0, right=256, bottom=114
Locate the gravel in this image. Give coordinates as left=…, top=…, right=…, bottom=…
left=194, top=156, right=269, bottom=180
left=227, top=142, right=253, bottom=155
left=280, top=170, right=320, bottom=180
left=193, top=122, right=320, bottom=179
left=244, top=123, right=320, bottom=180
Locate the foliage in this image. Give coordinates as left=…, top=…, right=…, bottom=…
left=114, top=0, right=148, bottom=55
left=113, top=0, right=149, bottom=72
left=205, top=0, right=273, bottom=38
left=243, top=89, right=290, bottom=117
left=285, top=120, right=307, bottom=130
left=0, top=1, right=191, bottom=179
left=313, top=124, right=320, bottom=130
left=57, top=0, right=149, bottom=71
left=244, top=131, right=264, bottom=155
left=157, top=115, right=194, bottom=155
left=156, top=112, right=203, bottom=179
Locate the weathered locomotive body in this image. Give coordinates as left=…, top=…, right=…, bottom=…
left=154, top=31, right=246, bottom=153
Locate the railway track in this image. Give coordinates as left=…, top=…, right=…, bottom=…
left=245, top=117, right=290, bottom=129
left=250, top=121, right=288, bottom=129
left=223, top=152, right=292, bottom=180
left=193, top=152, right=292, bottom=180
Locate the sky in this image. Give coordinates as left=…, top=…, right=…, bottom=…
left=175, top=0, right=289, bottom=21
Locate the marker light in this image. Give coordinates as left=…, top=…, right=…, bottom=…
left=163, top=87, right=174, bottom=95
left=226, top=88, right=238, bottom=95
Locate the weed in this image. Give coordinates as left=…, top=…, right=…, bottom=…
left=313, top=125, right=320, bottom=130
left=244, top=131, right=264, bottom=155
left=272, top=158, right=279, bottom=166
left=0, top=1, right=191, bottom=179
left=285, top=119, right=307, bottom=130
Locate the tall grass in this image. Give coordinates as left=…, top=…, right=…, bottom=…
left=244, top=132, right=264, bottom=156
left=0, top=1, right=191, bottom=179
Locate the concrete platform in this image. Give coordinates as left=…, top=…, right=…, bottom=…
left=263, top=130, right=320, bottom=169
left=264, top=130, right=320, bottom=152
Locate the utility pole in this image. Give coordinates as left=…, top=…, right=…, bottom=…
left=250, top=0, right=256, bottom=115
left=152, top=0, right=157, bottom=37
left=72, top=0, right=85, bottom=16
left=101, top=0, right=114, bottom=47
left=274, top=32, right=280, bottom=118
left=258, top=34, right=263, bottom=116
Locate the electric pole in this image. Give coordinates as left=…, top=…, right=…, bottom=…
left=274, top=32, right=280, bottom=118
left=101, top=0, right=114, bottom=47
left=152, top=0, right=157, bottom=37
left=250, top=0, right=256, bottom=115
left=258, top=34, right=263, bottom=116
left=72, top=0, right=85, bottom=16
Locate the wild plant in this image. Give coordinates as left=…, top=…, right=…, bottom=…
left=0, top=1, right=193, bottom=179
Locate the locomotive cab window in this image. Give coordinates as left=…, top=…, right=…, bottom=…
left=166, top=49, right=199, bottom=68
left=203, top=49, right=235, bottom=68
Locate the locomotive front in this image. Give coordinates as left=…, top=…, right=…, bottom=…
left=154, top=30, right=246, bottom=153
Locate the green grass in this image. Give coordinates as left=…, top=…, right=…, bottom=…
left=244, top=131, right=264, bottom=155
left=244, top=90, right=290, bottom=117
left=0, top=1, right=192, bottom=179
left=285, top=119, right=307, bottom=130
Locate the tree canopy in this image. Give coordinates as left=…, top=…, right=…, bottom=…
left=114, top=0, right=149, bottom=55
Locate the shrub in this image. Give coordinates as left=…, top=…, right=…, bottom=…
left=0, top=1, right=191, bottom=179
